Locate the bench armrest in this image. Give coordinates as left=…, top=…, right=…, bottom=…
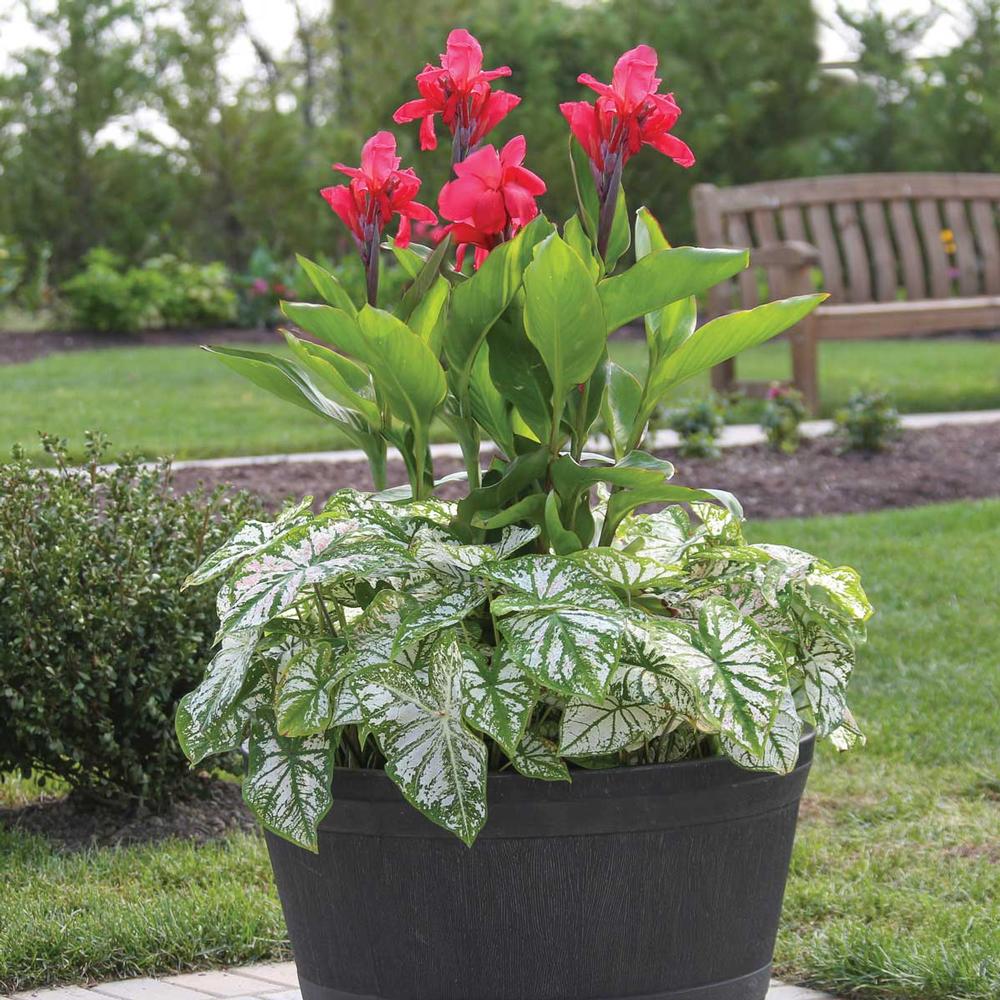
left=751, top=241, right=821, bottom=269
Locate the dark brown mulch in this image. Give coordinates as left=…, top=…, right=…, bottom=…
left=0, top=326, right=278, bottom=365
left=0, top=777, right=258, bottom=852
left=170, top=421, right=1000, bottom=521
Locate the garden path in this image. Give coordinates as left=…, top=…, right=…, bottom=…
left=167, top=408, right=1000, bottom=472
left=10, top=962, right=840, bottom=1000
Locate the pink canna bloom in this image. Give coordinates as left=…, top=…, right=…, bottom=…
left=560, top=44, right=695, bottom=175
left=437, top=135, right=546, bottom=269
left=320, top=131, right=436, bottom=304
left=393, top=28, right=521, bottom=163
left=560, top=45, right=694, bottom=258
left=320, top=131, right=436, bottom=251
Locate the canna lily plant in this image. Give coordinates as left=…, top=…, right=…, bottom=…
left=181, top=32, right=871, bottom=850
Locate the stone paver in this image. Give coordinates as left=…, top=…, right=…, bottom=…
left=8, top=962, right=841, bottom=1000
left=769, top=986, right=838, bottom=1000
left=161, top=973, right=281, bottom=998
left=224, top=968, right=298, bottom=991
left=88, top=979, right=212, bottom=1000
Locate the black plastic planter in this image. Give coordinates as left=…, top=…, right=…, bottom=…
left=265, top=732, right=814, bottom=1000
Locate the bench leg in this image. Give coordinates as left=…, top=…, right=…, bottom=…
left=790, top=318, right=820, bottom=414
left=711, top=358, right=736, bottom=397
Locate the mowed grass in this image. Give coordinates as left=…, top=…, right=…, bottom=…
left=751, top=500, right=1000, bottom=1000
left=1, top=335, right=998, bottom=463
left=1, top=500, right=998, bottom=998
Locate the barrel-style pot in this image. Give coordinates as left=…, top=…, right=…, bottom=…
left=264, top=732, right=814, bottom=1000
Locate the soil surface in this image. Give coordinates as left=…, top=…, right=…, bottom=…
left=0, top=777, right=257, bottom=851
left=0, top=326, right=278, bottom=365
left=170, top=421, right=1000, bottom=521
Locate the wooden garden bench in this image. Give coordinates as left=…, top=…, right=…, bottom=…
left=692, top=173, right=1000, bottom=412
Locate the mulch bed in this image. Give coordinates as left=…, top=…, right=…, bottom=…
left=171, top=420, right=1000, bottom=521
left=0, top=326, right=278, bottom=365
left=0, top=777, right=257, bottom=852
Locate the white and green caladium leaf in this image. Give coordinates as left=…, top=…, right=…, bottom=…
left=604, top=487, right=743, bottom=545
left=616, top=506, right=694, bottom=564
left=522, top=233, right=607, bottom=427
left=461, top=645, right=537, bottom=756
left=243, top=714, right=338, bottom=851
left=692, top=597, right=789, bottom=757
left=482, top=556, right=626, bottom=698
left=328, top=590, right=417, bottom=726
left=721, top=687, right=802, bottom=775
left=559, top=695, right=674, bottom=757
left=354, top=635, right=488, bottom=845
left=185, top=499, right=313, bottom=589
left=807, top=564, right=874, bottom=622
left=652, top=723, right=699, bottom=763
left=567, top=548, right=684, bottom=591
left=613, top=621, right=700, bottom=716
left=176, top=628, right=265, bottom=764
left=495, top=525, right=543, bottom=558
left=346, top=589, right=415, bottom=665
left=749, top=544, right=817, bottom=606
left=829, top=706, right=866, bottom=751
left=510, top=732, right=571, bottom=781
left=393, top=585, right=488, bottom=655
left=797, top=621, right=855, bottom=737
left=409, top=525, right=499, bottom=581
left=480, top=555, right=622, bottom=613
left=274, top=642, right=342, bottom=738
left=219, top=526, right=414, bottom=633
left=692, top=501, right=746, bottom=544
left=494, top=609, right=625, bottom=700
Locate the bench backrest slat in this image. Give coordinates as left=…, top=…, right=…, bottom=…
left=692, top=173, right=1000, bottom=310
left=970, top=201, right=1000, bottom=295
left=860, top=200, right=897, bottom=302
left=834, top=201, right=872, bottom=303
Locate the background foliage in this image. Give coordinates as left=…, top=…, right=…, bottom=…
left=1, top=0, right=999, bottom=291
left=0, top=434, right=261, bottom=808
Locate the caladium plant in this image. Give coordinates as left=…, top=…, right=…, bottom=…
left=181, top=32, right=872, bottom=849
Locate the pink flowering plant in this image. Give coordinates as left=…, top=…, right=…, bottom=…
left=183, top=33, right=871, bottom=849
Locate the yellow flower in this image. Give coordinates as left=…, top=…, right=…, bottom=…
left=940, top=228, right=955, bottom=243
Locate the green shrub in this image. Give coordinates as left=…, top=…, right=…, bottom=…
left=60, top=248, right=151, bottom=332
left=0, top=433, right=262, bottom=810
left=61, top=249, right=237, bottom=333
left=835, top=388, right=902, bottom=452
left=760, top=383, right=808, bottom=454
left=0, top=235, right=25, bottom=305
left=665, top=395, right=728, bottom=458
left=142, top=255, right=238, bottom=328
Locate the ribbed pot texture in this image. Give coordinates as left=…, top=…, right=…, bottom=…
left=265, top=732, right=814, bottom=1000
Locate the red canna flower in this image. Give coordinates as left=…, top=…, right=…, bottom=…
left=320, top=131, right=437, bottom=251
left=320, top=131, right=436, bottom=304
left=438, top=135, right=546, bottom=269
left=560, top=45, right=695, bottom=175
left=560, top=45, right=693, bottom=258
left=393, top=28, right=521, bottom=163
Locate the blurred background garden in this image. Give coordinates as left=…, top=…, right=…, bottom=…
left=1, top=3, right=998, bottom=1000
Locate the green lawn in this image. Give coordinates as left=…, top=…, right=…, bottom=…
left=2, top=336, right=998, bottom=463
left=2, top=499, right=998, bottom=998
